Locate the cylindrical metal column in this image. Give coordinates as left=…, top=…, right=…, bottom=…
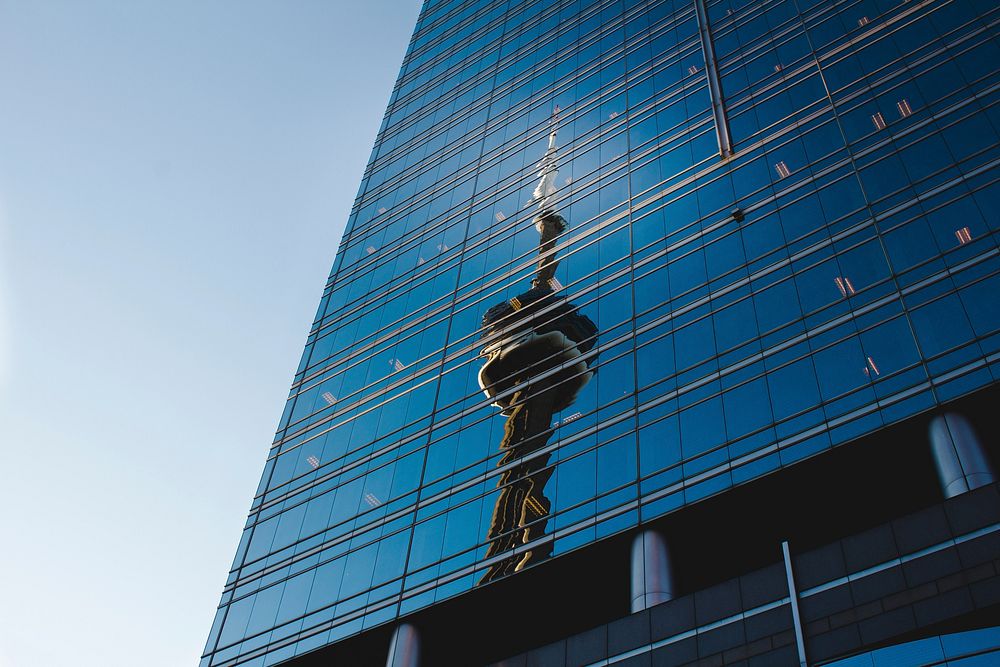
left=630, top=530, right=674, bottom=613
left=386, top=623, right=420, bottom=667
left=930, top=412, right=994, bottom=498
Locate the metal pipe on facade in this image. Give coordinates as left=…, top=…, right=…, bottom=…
left=781, top=541, right=809, bottom=667
left=693, top=0, right=734, bottom=158
left=630, top=530, right=674, bottom=613
left=929, top=412, right=994, bottom=498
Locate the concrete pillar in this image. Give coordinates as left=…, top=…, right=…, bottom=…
left=630, top=530, right=674, bottom=613
left=386, top=623, right=419, bottom=667
left=929, top=412, right=994, bottom=498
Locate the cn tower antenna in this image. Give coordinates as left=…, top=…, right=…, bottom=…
left=531, top=105, right=561, bottom=213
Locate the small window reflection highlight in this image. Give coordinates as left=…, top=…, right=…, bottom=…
left=553, top=412, right=583, bottom=427
left=834, top=276, right=856, bottom=297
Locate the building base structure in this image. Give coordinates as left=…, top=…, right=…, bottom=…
left=491, top=485, right=1000, bottom=667
left=283, top=384, right=1000, bottom=667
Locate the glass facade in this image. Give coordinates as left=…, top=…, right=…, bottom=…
left=202, top=0, right=1000, bottom=665
left=825, top=626, right=1000, bottom=666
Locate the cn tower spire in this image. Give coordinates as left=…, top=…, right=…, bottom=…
left=531, top=106, right=560, bottom=213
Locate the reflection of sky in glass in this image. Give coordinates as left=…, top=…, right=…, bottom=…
left=825, top=626, right=1000, bottom=666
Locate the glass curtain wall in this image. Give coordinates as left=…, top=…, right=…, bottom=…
left=202, top=0, right=1000, bottom=664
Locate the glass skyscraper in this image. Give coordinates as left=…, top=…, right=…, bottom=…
left=203, top=0, right=1000, bottom=665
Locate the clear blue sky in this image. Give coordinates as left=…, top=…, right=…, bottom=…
left=0, top=1, right=421, bottom=665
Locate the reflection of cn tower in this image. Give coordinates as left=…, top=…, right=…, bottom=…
left=477, top=110, right=598, bottom=584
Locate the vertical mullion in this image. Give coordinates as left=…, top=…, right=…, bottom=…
left=693, top=0, right=734, bottom=158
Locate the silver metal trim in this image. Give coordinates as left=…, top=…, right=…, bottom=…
left=693, top=0, right=733, bottom=158
left=782, top=541, right=809, bottom=667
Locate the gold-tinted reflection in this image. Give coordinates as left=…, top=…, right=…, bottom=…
left=476, top=113, right=597, bottom=584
